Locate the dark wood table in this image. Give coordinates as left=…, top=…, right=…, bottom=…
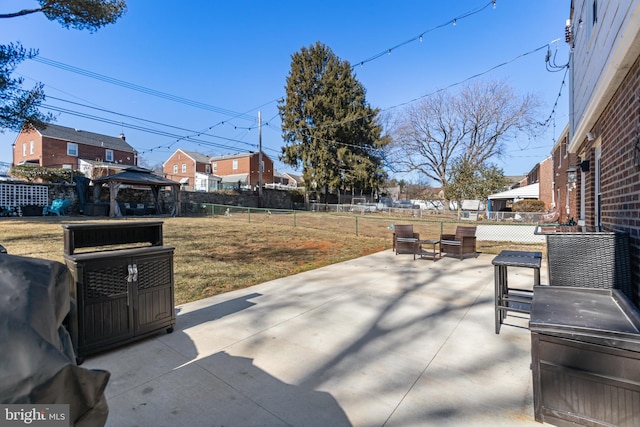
left=418, top=239, right=440, bottom=261
left=492, top=250, right=542, bottom=334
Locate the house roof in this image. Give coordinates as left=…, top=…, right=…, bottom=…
left=209, top=151, right=272, bottom=163
left=179, top=150, right=212, bottom=164
left=283, top=172, right=303, bottom=183
left=488, top=182, right=539, bottom=200
left=36, top=123, right=136, bottom=153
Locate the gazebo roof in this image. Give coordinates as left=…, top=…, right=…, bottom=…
left=93, top=166, right=180, bottom=187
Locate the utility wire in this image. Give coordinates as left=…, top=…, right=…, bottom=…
left=31, top=56, right=257, bottom=122
left=41, top=103, right=254, bottom=152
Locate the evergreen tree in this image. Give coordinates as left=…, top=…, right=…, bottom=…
left=0, top=1, right=127, bottom=132
left=278, top=41, right=388, bottom=202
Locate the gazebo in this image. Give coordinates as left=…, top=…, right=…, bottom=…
left=92, top=166, right=181, bottom=217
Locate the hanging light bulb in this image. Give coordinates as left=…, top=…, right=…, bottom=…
left=387, top=49, right=391, bottom=55
left=492, top=0, right=496, bottom=9
left=419, top=34, right=423, bottom=42
left=453, top=19, right=457, bottom=26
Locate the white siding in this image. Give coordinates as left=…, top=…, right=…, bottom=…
left=569, top=0, right=640, bottom=150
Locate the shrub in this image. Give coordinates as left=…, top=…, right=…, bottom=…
left=10, top=164, right=84, bottom=183
left=512, top=199, right=546, bottom=212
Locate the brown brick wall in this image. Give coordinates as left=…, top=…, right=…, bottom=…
left=163, top=150, right=196, bottom=187
left=12, top=130, right=135, bottom=168
left=13, top=128, right=42, bottom=165
left=552, top=133, right=579, bottom=224
left=212, top=154, right=275, bottom=186
left=538, top=157, right=554, bottom=210
left=578, top=53, right=640, bottom=304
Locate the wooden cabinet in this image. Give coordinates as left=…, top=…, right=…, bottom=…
left=63, top=222, right=175, bottom=361
left=530, top=287, right=640, bottom=426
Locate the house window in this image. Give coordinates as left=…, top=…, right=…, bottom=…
left=67, top=142, right=78, bottom=157
left=105, top=149, right=114, bottom=162
left=212, top=162, right=217, bottom=172
left=29, top=140, right=34, bottom=155
left=181, top=164, right=187, bottom=173
left=232, top=159, right=238, bottom=170
left=206, top=164, right=211, bottom=173
left=22, top=143, right=26, bottom=157
left=173, top=165, right=178, bottom=174
left=586, top=0, right=597, bottom=40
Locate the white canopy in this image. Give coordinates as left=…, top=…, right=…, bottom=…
left=488, top=183, right=539, bottom=200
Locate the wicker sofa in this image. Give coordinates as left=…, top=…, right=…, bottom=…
left=545, top=230, right=633, bottom=302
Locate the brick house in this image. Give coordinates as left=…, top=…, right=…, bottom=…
left=486, top=158, right=553, bottom=217
left=550, top=125, right=578, bottom=224
left=12, top=123, right=137, bottom=173
left=210, top=151, right=274, bottom=190
left=524, top=156, right=554, bottom=210
left=162, top=149, right=220, bottom=191
left=566, top=1, right=640, bottom=300
left=282, top=172, right=304, bottom=188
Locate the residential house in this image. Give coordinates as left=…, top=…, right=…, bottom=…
left=486, top=159, right=553, bottom=216
left=163, top=149, right=220, bottom=191
left=282, top=172, right=304, bottom=188
left=550, top=125, right=578, bottom=224
left=524, top=155, right=554, bottom=210
left=12, top=123, right=137, bottom=176
left=210, top=151, right=274, bottom=190
left=566, top=0, right=640, bottom=300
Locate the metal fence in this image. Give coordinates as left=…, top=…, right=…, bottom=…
left=182, top=202, right=546, bottom=254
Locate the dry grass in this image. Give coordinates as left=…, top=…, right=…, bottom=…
left=0, top=213, right=545, bottom=305
left=0, top=216, right=389, bottom=305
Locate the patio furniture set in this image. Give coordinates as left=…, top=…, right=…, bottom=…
left=392, top=224, right=477, bottom=260
left=492, top=227, right=640, bottom=426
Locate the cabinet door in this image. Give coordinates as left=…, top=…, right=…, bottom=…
left=133, top=250, right=175, bottom=334
left=79, top=257, right=134, bottom=349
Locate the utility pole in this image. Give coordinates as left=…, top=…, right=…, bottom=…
left=258, top=111, right=263, bottom=201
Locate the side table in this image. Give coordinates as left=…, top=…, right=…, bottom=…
left=492, top=250, right=542, bottom=334
left=419, top=239, right=440, bottom=260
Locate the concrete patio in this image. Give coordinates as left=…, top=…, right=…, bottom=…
left=83, top=250, right=546, bottom=426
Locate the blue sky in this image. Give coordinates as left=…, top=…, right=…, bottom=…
left=1, top=0, right=570, bottom=182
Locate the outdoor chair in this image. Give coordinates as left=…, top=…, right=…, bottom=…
left=545, top=230, right=632, bottom=300
left=440, top=226, right=477, bottom=260
left=393, top=224, right=420, bottom=259
left=43, top=198, right=71, bottom=216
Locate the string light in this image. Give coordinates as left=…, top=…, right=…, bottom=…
left=352, top=1, right=495, bottom=69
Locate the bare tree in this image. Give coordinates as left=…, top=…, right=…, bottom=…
left=389, top=79, right=540, bottom=189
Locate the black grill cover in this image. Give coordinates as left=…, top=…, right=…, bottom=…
left=0, top=253, right=110, bottom=426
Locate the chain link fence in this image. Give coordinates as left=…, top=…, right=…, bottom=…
left=182, top=202, right=547, bottom=254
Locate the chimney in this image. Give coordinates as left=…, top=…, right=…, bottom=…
left=119, top=133, right=126, bottom=141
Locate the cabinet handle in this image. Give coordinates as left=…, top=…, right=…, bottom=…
left=132, top=264, right=138, bottom=282
left=127, top=264, right=134, bottom=282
